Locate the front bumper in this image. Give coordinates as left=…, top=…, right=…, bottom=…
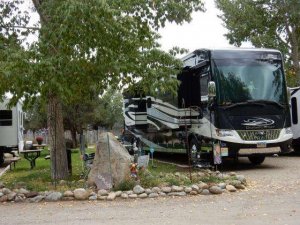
left=221, top=138, right=293, bottom=157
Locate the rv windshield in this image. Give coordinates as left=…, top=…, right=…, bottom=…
left=213, top=58, right=286, bottom=105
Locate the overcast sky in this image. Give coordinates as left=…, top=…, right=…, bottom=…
left=159, top=0, right=252, bottom=53
left=24, top=0, right=251, bottom=52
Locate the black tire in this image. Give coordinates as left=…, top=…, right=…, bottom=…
left=248, top=155, right=265, bottom=165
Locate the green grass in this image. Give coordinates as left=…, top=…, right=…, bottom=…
left=2, top=149, right=231, bottom=192
left=1, top=147, right=95, bottom=192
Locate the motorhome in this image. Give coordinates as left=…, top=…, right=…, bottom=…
left=0, top=99, right=24, bottom=165
left=123, top=48, right=293, bottom=166
left=290, top=86, right=300, bottom=150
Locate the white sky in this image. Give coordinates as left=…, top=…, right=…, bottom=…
left=158, top=0, right=252, bottom=53
left=23, top=0, right=251, bottom=51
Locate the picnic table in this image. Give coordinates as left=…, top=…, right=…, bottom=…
left=20, top=149, right=42, bottom=169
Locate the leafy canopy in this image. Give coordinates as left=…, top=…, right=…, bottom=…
left=215, top=0, right=300, bottom=85
left=0, top=0, right=205, bottom=104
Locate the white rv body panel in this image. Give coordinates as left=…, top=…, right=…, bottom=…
left=0, top=99, right=24, bottom=150
left=290, top=87, right=300, bottom=141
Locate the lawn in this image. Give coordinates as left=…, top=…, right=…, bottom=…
left=2, top=148, right=230, bottom=192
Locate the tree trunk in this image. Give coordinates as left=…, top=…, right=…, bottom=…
left=70, top=127, right=78, bottom=148
left=47, top=93, right=69, bottom=180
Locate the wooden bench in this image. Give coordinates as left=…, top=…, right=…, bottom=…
left=9, top=157, right=21, bottom=170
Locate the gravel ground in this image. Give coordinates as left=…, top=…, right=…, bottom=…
left=0, top=155, right=300, bottom=225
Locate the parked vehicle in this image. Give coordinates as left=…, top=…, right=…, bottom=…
left=0, top=98, right=24, bottom=166
left=289, top=86, right=300, bottom=151
left=123, top=48, right=293, bottom=166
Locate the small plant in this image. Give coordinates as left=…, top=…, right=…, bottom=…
left=35, top=136, right=43, bottom=145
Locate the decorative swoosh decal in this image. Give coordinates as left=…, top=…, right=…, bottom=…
left=241, top=117, right=275, bottom=126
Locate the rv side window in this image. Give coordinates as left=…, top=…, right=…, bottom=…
left=0, top=110, right=13, bottom=126
left=291, top=97, right=298, bottom=124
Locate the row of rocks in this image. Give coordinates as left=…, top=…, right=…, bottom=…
left=0, top=177, right=246, bottom=203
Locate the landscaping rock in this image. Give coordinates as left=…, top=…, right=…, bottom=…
left=184, top=187, right=192, bottom=193
left=161, top=187, right=172, bottom=193
left=89, top=195, right=98, bottom=201
left=0, top=192, right=3, bottom=197
left=45, top=192, right=62, bottom=202
left=189, top=190, right=198, bottom=195
left=98, top=189, right=109, bottom=196
left=138, top=193, right=148, bottom=198
left=145, top=189, right=152, bottom=194
left=115, top=191, right=122, bottom=197
left=129, top=194, right=137, bottom=199
left=126, top=191, right=133, bottom=195
left=229, top=172, right=237, bottom=176
left=2, top=188, right=11, bottom=195
left=197, top=172, right=205, bottom=177
left=191, top=184, right=200, bottom=192
left=0, top=182, right=5, bottom=188
left=0, top=195, right=8, bottom=202
left=200, top=189, right=210, bottom=195
left=63, top=191, right=74, bottom=197
left=168, top=192, right=186, bottom=197
left=25, top=192, right=39, bottom=198
left=226, top=185, right=237, bottom=192
left=151, top=187, right=161, bottom=193
left=121, top=193, right=128, bottom=199
left=235, top=184, right=246, bottom=189
left=7, top=192, right=17, bottom=201
left=29, top=195, right=44, bottom=203
left=88, top=132, right=131, bottom=188
left=159, top=192, right=167, bottom=197
left=218, top=183, right=226, bottom=189
left=107, top=192, right=117, bottom=201
left=19, top=188, right=29, bottom=195
left=236, top=175, right=246, bottom=183
left=198, top=182, right=209, bottom=190
left=98, top=196, right=107, bottom=200
left=209, top=186, right=223, bottom=195
left=74, top=188, right=89, bottom=200
left=148, top=193, right=159, bottom=198
left=14, top=195, right=26, bottom=203
left=133, top=185, right=145, bottom=194
left=171, top=185, right=183, bottom=192
left=62, top=197, right=75, bottom=201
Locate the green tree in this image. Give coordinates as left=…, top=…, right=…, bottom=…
left=0, top=0, right=204, bottom=179
left=215, top=0, right=300, bottom=86
left=96, top=89, right=123, bottom=130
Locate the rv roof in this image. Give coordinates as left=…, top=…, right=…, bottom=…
left=181, top=48, right=282, bottom=68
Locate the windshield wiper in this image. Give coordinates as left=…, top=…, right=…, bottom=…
left=224, top=101, right=264, bottom=110
left=246, top=100, right=285, bottom=109
left=223, top=99, right=285, bottom=110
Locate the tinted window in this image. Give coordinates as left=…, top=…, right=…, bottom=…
left=0, top=110, right=12, bottom=126
left=291, top=97, right=298, bottom=124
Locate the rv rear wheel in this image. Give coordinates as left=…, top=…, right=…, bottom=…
left=248, top=155, right=265, bottom=165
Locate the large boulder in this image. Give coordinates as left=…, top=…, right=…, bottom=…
left=88, top=132, right=131, bottom=189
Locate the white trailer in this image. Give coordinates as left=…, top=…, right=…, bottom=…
left=0, top=99, right=24, bottom=165
left=290, top=87, right=300, bottom=150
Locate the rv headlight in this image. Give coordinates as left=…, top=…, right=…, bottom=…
left=285, top=127, right=293, bottom=135
left=216, top=129, right=234, bottom=137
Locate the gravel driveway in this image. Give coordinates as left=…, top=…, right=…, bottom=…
left=0, top=155, right=300, bottom=225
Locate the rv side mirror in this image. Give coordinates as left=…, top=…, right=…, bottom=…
left=287, top=87, right=291, bottom=102
left=147, top=98, right=152, bottom=108
left=208, top=81, right=216, bottom=98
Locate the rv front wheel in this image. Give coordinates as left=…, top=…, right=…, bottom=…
left=248, top=155, right=265, bottom=165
